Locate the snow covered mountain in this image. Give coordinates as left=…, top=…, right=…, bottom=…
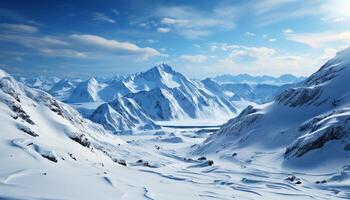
left=214, top=73, right=305, bottom=85
left=0, top=68, right=126, bottom=149
left=96, top=64, right=197, bottom=102
left=65, top=78, right=101, bottom=103
left=90, top=97, right=159, bottom=133
left=49, top=78, right=77, bottom=100
left=0, top=69, right=138, bottom=179
left=125, top=64, right=191, bottom=91
left=222, top=83, right=285, bottom=104
left=17, top=76, right=60, bottom=91
left=200, top=78, right=234, bottom=98
left=197, top=47, right=350, bottom=170
left=88, top=65, right=239, bottom=132
left=1, top=69, right=201, bottom=199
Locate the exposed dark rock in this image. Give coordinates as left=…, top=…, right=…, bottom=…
left=276, top=87, right=321, bottom=107
left=344, top=143, right=350, bottom=151
left=0, top=81, right=21, bottom=102
left=285, top=175, right=302, bottom=185
left=11, top=104, right=35, bottom=125
left=117, top=159, right=127, bottom=166
left=142, top=162, right=151, bottom=167
left=232, top=153, right=237, bottom=157
left=18, top=126, right=38, bottom=137
left=198, top=156, right=207, bottom=161
left=68, top=153, right=77, bottom=161
left=285, top=126, right=346, bottom=158
left=70, top=134, right=91, bottom=148
left=49, top=101, right=63, bottom=117
left=208, top=160, right=214, bottom=166
left=315, top=180, right=327, bottom=184
left=41, top=154, right=58, bottom=163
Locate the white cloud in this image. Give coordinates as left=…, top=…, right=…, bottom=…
left=286, top=31, right=350, bottom=48
left=146, top=39, right=157, bottom=43
left=161, top=17, right=188, bottom=26
left=70, top=34, right=161, bottom=60
left=180, top=54, right=207, bottom=63
left=92, top=12, right=116, bottom=23
left=249, top=0, right=350, bottom=27
left=40, top=48, right=87, bottom=58
left=269, top=38, right=277, bottom=42
left=203, top=44, right=317, bottom=76
left=157, top=27, right=171, bottom=33
left=283, top=28, right=293, bottom=34
left=0, top=33, right=89, bottom=59
left=321, top=17, right=345, bottom=22
left=0, top=23, right=38, bottom=33
left=156, top=5, right=236, bottom=39
left=320, top=0, right=350, bottom=22
left=179, top=30, right=211, bottom=39
left=193, top=44, right=201, bottom=48
left=0, top=34, right=68, bottom=48
left=111, top=9, right=119, bottom=15
left=15, top=56, right=23, bottom=61
left=316, top=48, right=337, bottom=64
left=245, top=32, right=255, bottom=37
left=229, top=46, right=276, bottom=61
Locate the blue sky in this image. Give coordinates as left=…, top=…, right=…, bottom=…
left=0, top=0, right=350, bottom=78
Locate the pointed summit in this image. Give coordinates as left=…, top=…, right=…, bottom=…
left=129, top=64, right=191, bottom=90
left=144, top=63, right=177, bottom=76
left=65, top=77, right=100, bottom=103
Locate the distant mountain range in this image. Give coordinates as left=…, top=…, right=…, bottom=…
left=214, top=73, right=305, bottom=85
left=15, top=65, right=304, bottom=133
left=89, top=64, right=238, bottom=133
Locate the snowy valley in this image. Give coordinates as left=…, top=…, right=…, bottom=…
left=1, top=47, right=350, bottom=200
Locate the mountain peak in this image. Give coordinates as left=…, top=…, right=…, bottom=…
left=0, top=69, right=10, bottom=79
left=148, top=63, right=176, bottom=74
left=87, top=77, right=98, bottom=84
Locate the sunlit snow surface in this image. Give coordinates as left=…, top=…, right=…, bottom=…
left=1, top=125, right=349, bottom=200
left=2, top=49, right=350, bottom=200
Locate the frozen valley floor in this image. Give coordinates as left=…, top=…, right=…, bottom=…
left=1, top=121, right=349, bottom=200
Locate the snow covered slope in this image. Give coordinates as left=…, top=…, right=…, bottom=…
left=90, top=97, right=159, bottom=133
left=0, top=68, right=126, bottom=148
left=65, top=78, right=100, bottom=103
left=98, top=79, right=133, bottom=102
left=200, top=78, right=234, bottom=98
left=0, top=69, right=181, bottom=199
left=49, top=78, right=77, bottom=100
left=2, top=67, right=349, bottom=199
left=197, top=47, right=350, bottom=170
